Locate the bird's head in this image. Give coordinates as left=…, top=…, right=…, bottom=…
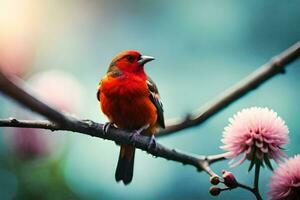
left=108, top=50, right=154, bottom=76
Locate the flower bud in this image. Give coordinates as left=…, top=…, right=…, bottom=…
left=222, top=170, right=238, bottom=188
left=209, top=186, right=221, bottom=196
left=210, top=175, right=220, bottom=185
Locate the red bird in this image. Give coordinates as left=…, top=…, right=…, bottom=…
left=97, top=50, right=165, bottom=185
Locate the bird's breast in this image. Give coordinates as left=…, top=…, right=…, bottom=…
left=100, top=76, right=157, bottom=130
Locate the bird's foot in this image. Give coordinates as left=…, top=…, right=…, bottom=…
left=129, top=124, right=149, bottom=145
left=102, top=122, right=113, bottom=135
left=147, top=135, right=157, bottom=150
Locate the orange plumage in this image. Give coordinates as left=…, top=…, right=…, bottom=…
left=97, top=50, right=165, bottom=184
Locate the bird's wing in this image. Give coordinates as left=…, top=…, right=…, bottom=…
left=147, top=77, right=165, bottom=128
left=97, top=79, right=102, bottom=102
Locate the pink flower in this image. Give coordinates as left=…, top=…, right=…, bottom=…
left=220, top=107, right=289, bottom=169
left=268, top=155, right=300, bottom=200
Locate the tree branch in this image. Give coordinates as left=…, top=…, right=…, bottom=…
left=158, top=41, right=300, bottom=137
left=0, top=118, right=226, bottom=176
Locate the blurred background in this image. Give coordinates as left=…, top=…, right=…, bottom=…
left=0, top=0, right=300, bottom=199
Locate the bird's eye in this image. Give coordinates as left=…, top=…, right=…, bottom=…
left=126, top=55, right=134, bottom=62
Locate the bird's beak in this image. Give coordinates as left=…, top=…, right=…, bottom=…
left=138, top=55, right=155, bottom=66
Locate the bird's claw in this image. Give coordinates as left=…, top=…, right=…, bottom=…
left=129, top=125, right=149, bottom=145
left=102, top=122, right=113, bottom=135
left=129, top=129, right=142, bottom=145
left=147, top=135, right=157, bottom=150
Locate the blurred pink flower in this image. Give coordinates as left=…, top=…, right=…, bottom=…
left=6, top=70, right=83, bottom=160
left=268, top=155, right=300, bottom=200
left=9, top=128, right=49, bottom=160
left=220, top=107, right=289, bottom=169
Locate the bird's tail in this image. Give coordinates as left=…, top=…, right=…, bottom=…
left=115, top=145, right=135, bottom=185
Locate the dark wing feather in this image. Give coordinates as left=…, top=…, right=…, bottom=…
left=97, top=80, right=101, bottom=102
left=147, top=77, right=165, bottom=128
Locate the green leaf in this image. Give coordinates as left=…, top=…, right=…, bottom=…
left=264, top=155, right=273, bottom=171
left=248, top=157, right=256, bottom=172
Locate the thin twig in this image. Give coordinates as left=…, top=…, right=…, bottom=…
left=237, top=181, right=263, bottom=200
left=235, top=164, right=263, bottom=200
left=253, top=163, right=263, bottom=200
left=158, top=41, right=300, bottom=137
left=237, top=182, right=254, bottom=193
